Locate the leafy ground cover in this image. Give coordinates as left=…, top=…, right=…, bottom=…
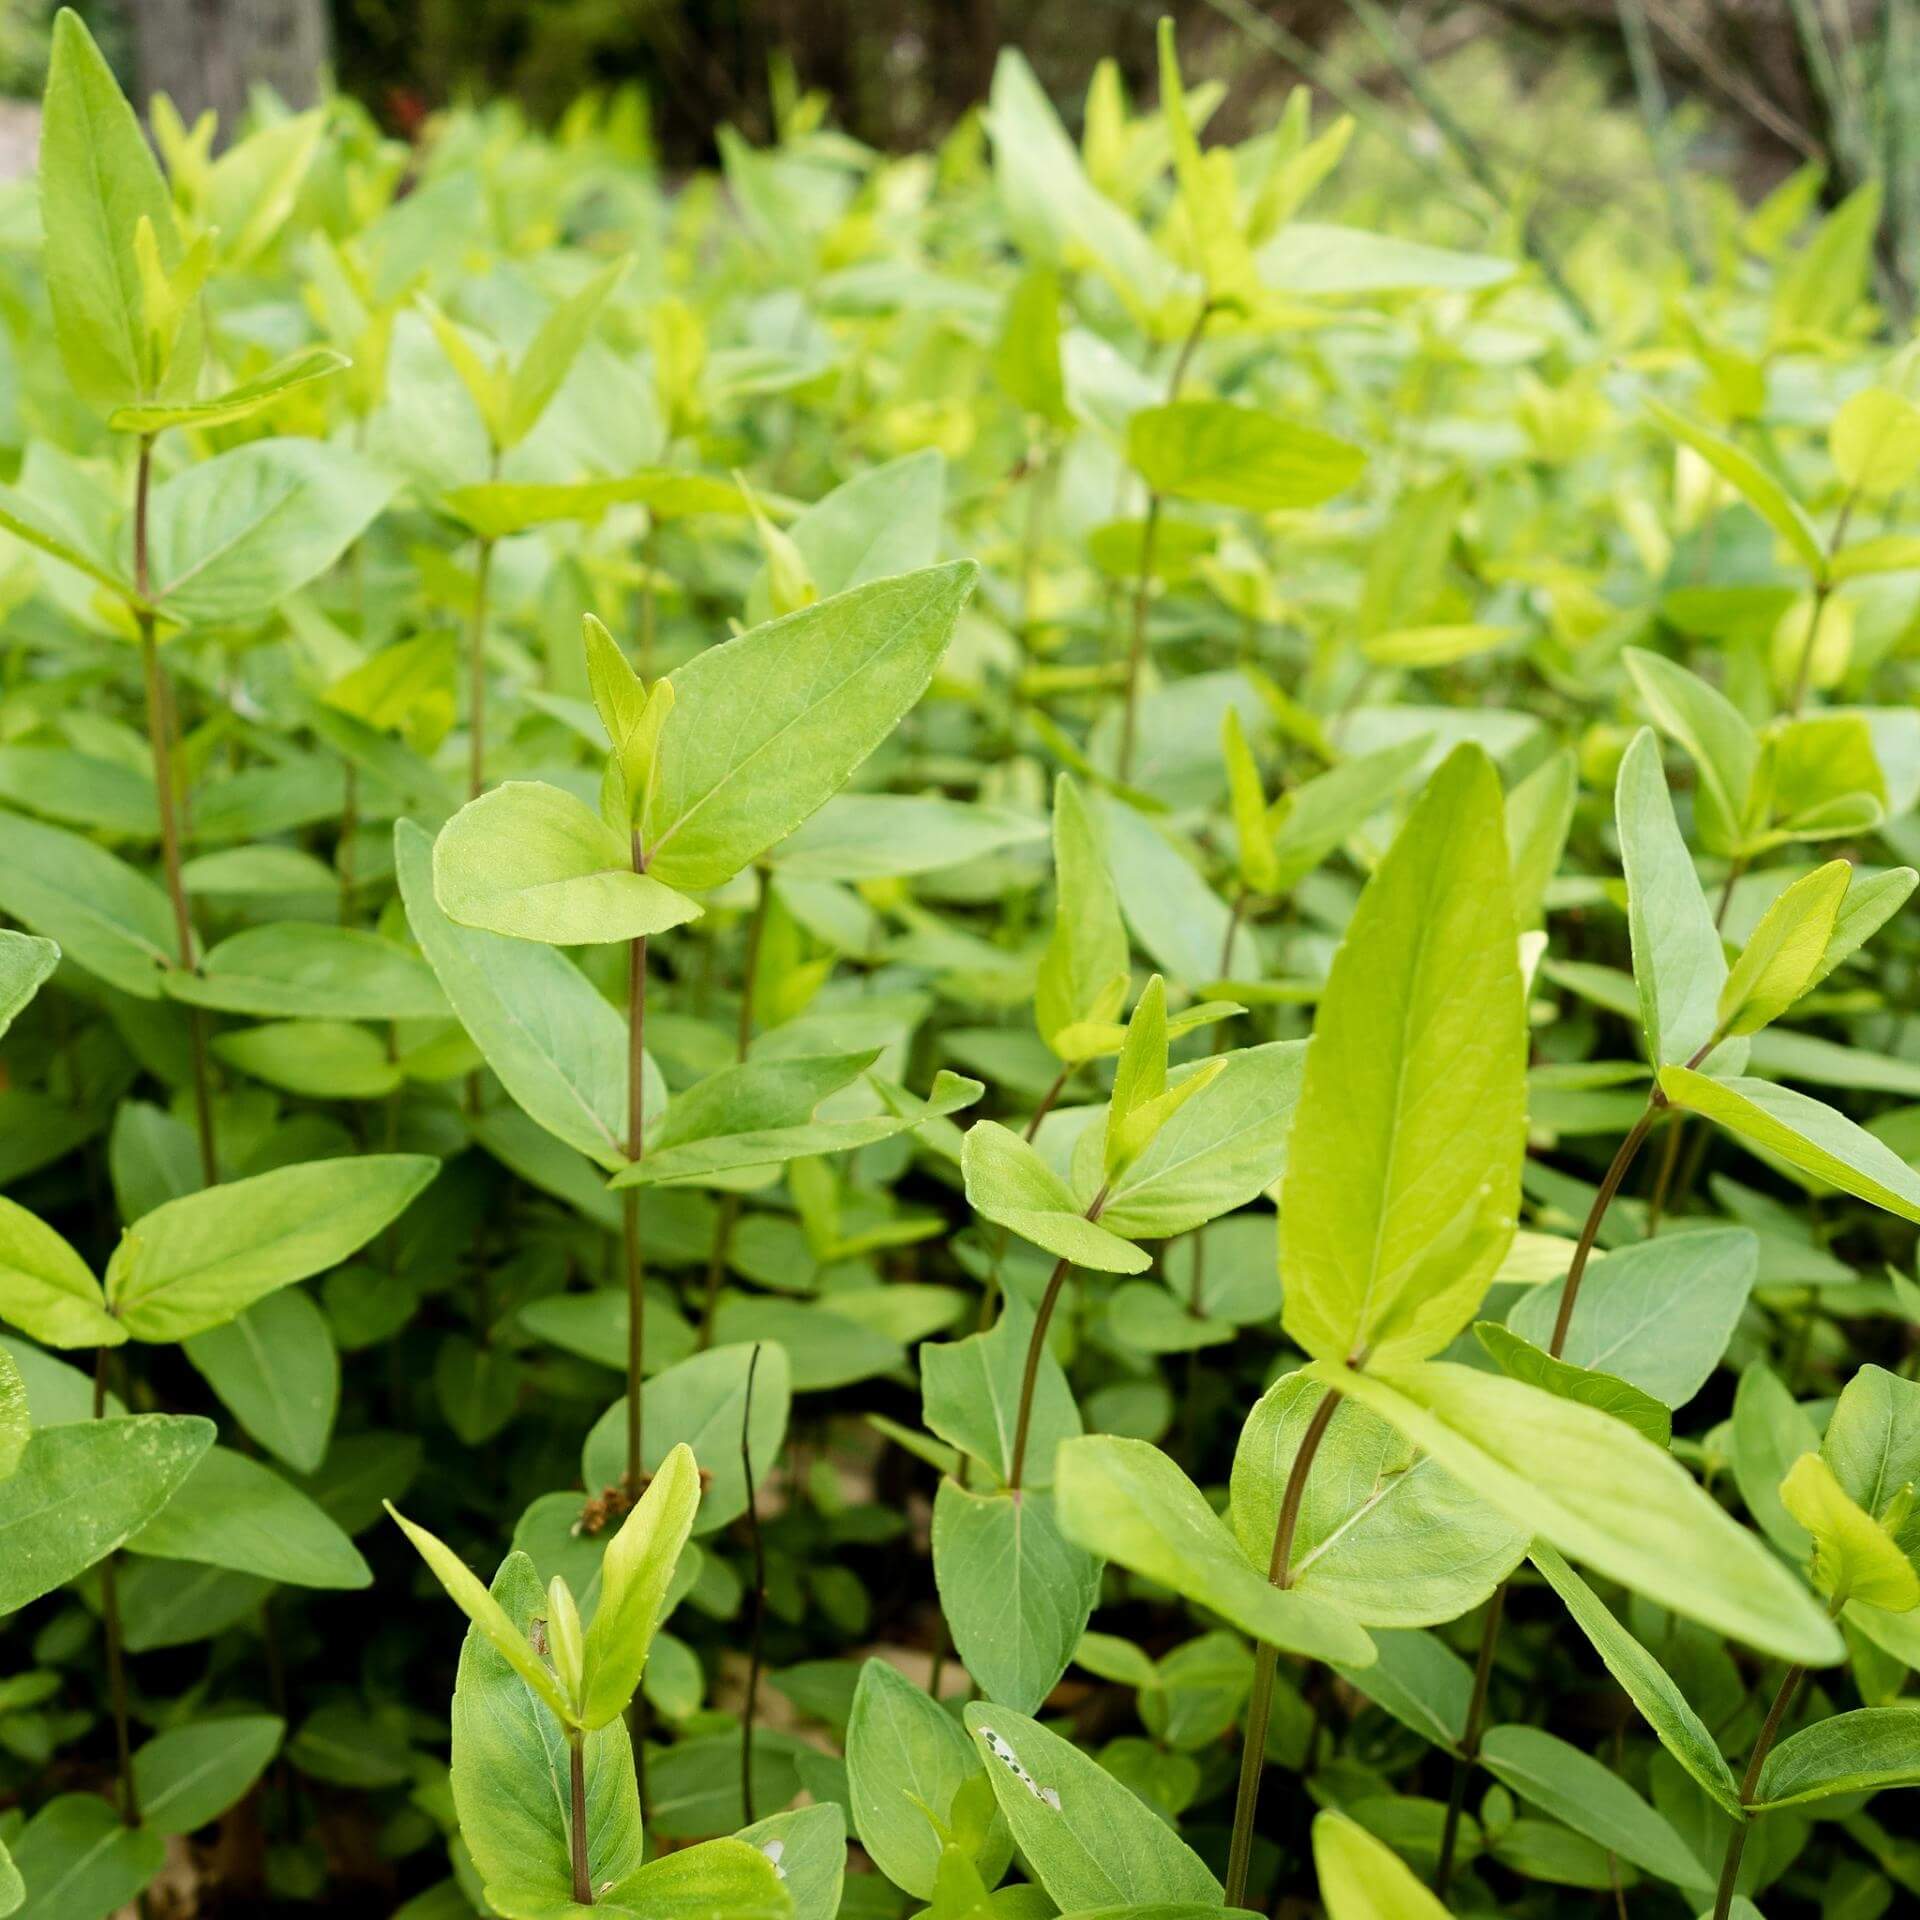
left=1, top=11, right=1920, bottom=1919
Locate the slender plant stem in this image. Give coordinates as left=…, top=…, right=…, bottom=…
left=132, top=437, right=215, bottom=1187
left=1006, top=1189, right=1107, bottom=1492
left=467, top=534, right=495, bottom=800
left=623, top=922, right=649, bottom=1492
left=1024, top=1063, right=1072, bottom=1143
left=739, top=1344, right=767, bottom=1825
left=737, top=864, right=770, bottom=1059
left=93, top=1348, right=139, bottom=1827
left=568, top=1729, right=592, bottom=1905
left=1434, top=1581, right=1506, bottom=1895
left=1788, top=491, right=1858, bottom=719
left=338, top=762, right=358, bottom=926
left=1549, top=1103, right=1660, bottom=1354
left=1711, top=1661, right=1807, bottom=1920
left=1223, top=1382, right=1342, bottom=1906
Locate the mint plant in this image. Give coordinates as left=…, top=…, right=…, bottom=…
left=2, top=10, right=1920, bottom=1919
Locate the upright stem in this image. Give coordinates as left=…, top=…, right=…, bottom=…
left=1006, top=1189, right=1106, bottom=1492
left=568, top=1729, right=593, bottom=1905
left=1433, top=1583, right=1506, bottom=1896
left=623, top=920, right=649, bottom=1492
left=1548, top=1103, right=1659, bottom=1355
left=338, top=763, right=358, bottom=926
left=1023, top=1063, right=1072, bottom=1143
left=737, top=865, right=769, bottom=1059
left=739, top=1344, right=767, bottom=1825
left=93, top=1348, right=139, bottom=1827
left=133, top=437, right=215, bottom=1187
left=1223, top=1382, right=1342, bottom=1907
left=1711, top=1662, right=1807, bottom=1920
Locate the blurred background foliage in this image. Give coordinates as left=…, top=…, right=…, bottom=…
left=7, top=2, right=1920, bottom=315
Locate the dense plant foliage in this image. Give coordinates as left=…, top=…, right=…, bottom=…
left=2, top=10, right=1920, bottom=1918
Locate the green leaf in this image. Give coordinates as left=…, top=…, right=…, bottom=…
left=450, top=1550, right=643, bottom=1913
left=1055, top=1432, right=1375, bottom=1666
left=1809, top=865, right=1916, bottom=988
left=1230, top=1370, right=1522, bottom=1628
left=1719, top=860, right=1851, bottom=1036
left=0, top=1345, right=23, bottom=1483
left=1036, top=774, right=1130, bottom=1060
left=129, top=1445, right=370, bottom=1589
left=770, top=794, right=1044, bottom=883
left=1657, top=1068, right=1920, bottom=1223
left=1474, top=1323, right=1671, bottom=1444
left=389, top=1516, right=572, bottom=1724
left=1505, top=1229, right=1758, bottom=1410
left=105, top=1154, right=439, bottom=1342
left=6, top=1793, right=164, bottom=1920
left=961, top=1703, right=1222, bottom=1910
left=163, top=923, right=448, bottom=1021
left=640, top=564, right=977, bottom=890
left=922, top=1289, right=1080, bottom=1489
left=1528, top=1544, right=1742, bottom=1814
left=1646, top=399, right=1822, bottom=573
left=1750, top=1706, right=1920, bottom=1809
left=397, top=817, right=643, bottom=1170
left=735, top=1804, right=843, bottom=1920
left=934, top=1480, right=1100, bottom=1714
left=1622, top=648, right=1758, bottom=857
left=580, top=1440, right=700, bottom=1729
left=109, top=347, right=350, bottom=435
left=1318, top=1358, right=1843, bottom=1665
left=442, top=471, right=747, bottom=539
left=0, top=810, right=175, bottom=999
left=1128, top=400, right=1364, bottom=510
left=1313, top=1808, right=1450, bottom=1920
left=846, top=1658, right=1010, bottom=1901
left=0, top=1414, right=213, bottom=1614
left=504, top=257, right=629, bottom=449
left=133, top=1715, right=284, bottom=1835
left=1778, top=1451, right=1919, bottom=1611
left=1280, top=744, right=1526, bottom=1368
left=1617, top=729, right=1726, bottom=1068
left=1824, top=1364, right=1920, bottom=1555
left=961, top=1122, right=1148, bottom=1273
left=0, top=1195, right=117, bottom=1349
left=183, top=1289, right=339, bottom=1473
left=1830, top=386, right=1920, bottom=496
left=146, top=440, right=399, bottom=626
left=604, top=1839, right=793, bottom=1918
left=434, top=781, right=701, bottom=945
left=213, top=1020, right=403, bottom=1100
left=39, top=8, right=180, bottom=417
left=1479, top=1723, right=1711, bottom=1892
left=0, top=930, right=58, bottom=1039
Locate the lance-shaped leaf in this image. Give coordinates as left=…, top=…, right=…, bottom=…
left=933, top=1480, right=1099, bottom=1713
left=642, top=562, right=978, bottom=890
left=1231, top=1371, right=1524, bottom=1628
left=1056, top=1433, right=1375, bottom=1666
left=1316, top=1358, right=1844, bottom=1665
left=1751, top=1708, right=1920, bottom=1810
left=441, top=471, right=747, bottom=539
left=1623, top=648, right=1757, bottom=856
left=960, top=1122, right=1149, bottom=1273
left=1806, top=865, right=1917, bottom=990
left=434, top=781, right=701, bottom=946
left=502, top=255, right=629, bottom=448
left=161, top=923, right=449, bottom=1021
left=109, top=346, right=350, bottom=435
left=1617, top=728, right=1725, bottom=1068
left=1824, top=1364, right=1920, bottom=1556
left=1474, top=1323, right=1672, bottom=1445
left=0, top=1415, right=214, bottom=1614
left=1222, top=707, right=1281, bottom=894
left=1646, top=399, right=1823, bottom=573
left=1657, top=1068, right=1920, bottom=1223
left=40, top=8, right=181, bottom=417
left=1036, top=773, right=1129, bottom=1061
left=448, top=1550, right=644, bottom=1915
left=397, top=818, right=650, bottom=1170
left=0, top=810, right=176, bottom=998
left=1098, top=976, right=1225, bottom=1180
left=1128, top=400, right=1364, bottom=510
left=1530, top=1544, right=1743, bottom=1814
left=1314, top=1808, right=1451, bottom=1920
left=961, top=1704, right=1222, bottom=1911
left=1262, top=735, right=1433, bottom=897
left=1718, top=860, right=1851, bottom=1037
left=922, top=1289, right=1080, bottom=1489
left=0, top=929, right=58, bottom=1039
left=612, top=1057, right=980, bottom=1189
left=0, top=1346, right=22, bottom=1481
left=579, top=1441, right=700, bottom=1728
left=1778, top=1452, right=1919, bottom=1611
left=0, top=1195, right=117, bottom=1349
left=769, top=793, right=1045, bottom=883
left=105, top=1154, right=439, bottom=1342
left=584, top=613, right=675, bottom=829
left=387, top=1511, right=572, bottom=1722
left=1280, top=744, right=1526, bottom=1369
